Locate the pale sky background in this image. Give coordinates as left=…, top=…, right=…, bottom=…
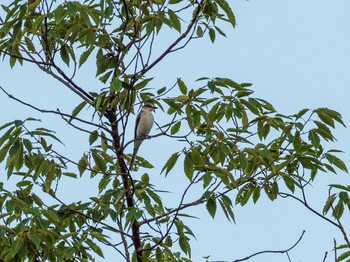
left=1, top=0, right=350, bottom=261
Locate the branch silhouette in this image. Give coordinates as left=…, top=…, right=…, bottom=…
left=233, top=230, right=306, bottom=262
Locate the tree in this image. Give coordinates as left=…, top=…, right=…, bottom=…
left=0, top=0, right=349, bottom=261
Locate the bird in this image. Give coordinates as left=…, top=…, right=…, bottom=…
left=129, top=102, right=157, bottom=170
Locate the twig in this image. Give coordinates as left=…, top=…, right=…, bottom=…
left=49, top=193, right=132, bottom=238
left=330, top=202, right=350, bottom=248
left=0, top=49, right=50, bottom=65
left=278, top=192, right=340, bottom=228
left=139, top=0, right=205, bottom=75
left=233, top=230, right=306, bottom=262
left=117, top=215, right=130, bottom=261
left=322, top=251, right=328, bottom=262
left=0, top=85, right=110, bottom=133
left=141, top=172, right=202, bottom=251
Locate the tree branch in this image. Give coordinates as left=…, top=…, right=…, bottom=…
left=49, top=193, right=132, bottom=238
left=0, top=85, right=109, bottom=133
left=278, top=192, right=340, bottom=228
left=139, top=0, right=205, bottom=75
left=233, top=230, right=306, bottom=262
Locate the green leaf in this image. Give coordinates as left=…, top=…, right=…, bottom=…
left=252, top=187, right=261, bottom=204
left=323, top=194, right=336, bottom=215
left=25, top=37, right=36, bottom=52
left=196, top=25, right=203, bottom=37
left=236, top=184, right=254, bottom=206
left=79, top=47, right=94, bottom=67
left=333, top=157, right=348, bottom=173
left=220, top=195, right=235, bottom=222
left=16, top=180, right=31, bottom=187
left=62, top=172, right=77, bottom=178
left=184, top=153, right=193, bottom=181
left=333, top=201, right=344, bottom=219
left=337, top=251, right=350, bottom=261
left=329, top=184, right=350, bottom=191
left=325, top=153, right=348, bottom=173
left=215, top=25, right=227, bottom=37
left=323, top=108, right=346, bottom=127
left=191, top=147, right=202, bottom=164
left=99, top=70, right=113, bottom=83
left=314, top=120, right=334, bottom=141
left=27, top=0, right=40, bottom=13
left=179, top=235, right=191, bottom=256
left=0, top=143, right=11, bottom=163
left=177, top=78, right=187, bottom=95
left=0, top=225, right=15, bottom=233
left=168, top=9, right=181, bottom=32
left=161, top=152, right=180, bottom=176
left=316, top=109, right=335, bottom=128
left=11, top=237, right=22, bottom=256
left=69, top=101, right=87, bottom=123
left=98, top=175, right=111, bottom=193
left=308, top=129, right=320, bottom=148
left=134, top=155, right=154, bottom=169
left=271, top=181, right=279, bottom=197
left=92, top=150, right=106, bottom=172
left=170, top=121, right=181, bottom=135
left=238, top=151, right=247, bottom=171
left=296, top=108, right=309, bottom=118
left=27, top=233, right=41, bottom=248
left=216, top=0, right=236, bottom=27
left=89, top=130, right=99, bottom=145
left=86, top=239, right=104, bottom=258
left=112, top=77, right=122, bottom=92
left=282, top=174, right=295, bottom=193
left=157, top=86, right=166, bottom=95
left=42, top=209, right=60, bottom=223
left=78, top=154, right=88, bottom=176
left=206, top=196, right=217, bottom=218
left=209, top=28, right=216, bottom=43
left=134, top=78, right=153, bottom=90
left=60, top=44, right=70, bottom=66
left=141, top=173, right=149, bottom=184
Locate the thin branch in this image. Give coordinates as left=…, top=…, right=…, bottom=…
left=330, top=203, right=350, bottom=247
left=0, top=85, right=110, bottom=133
left=49, top=193, right=132, bottom=238
left=279, top=192, right=339, bottom=228
left=51, top=63, right=94, bottom=102
left=322, top=251, right=328, bottom=262
left=139, top=196, right=205, bottom=227
left=117, top=215, right=130, bottom=262
left=233, top=230, right=306, bottom=262
left=0, top=49, right=50, bottom=65
left=139, top=0, right=205, bottom=75
left=141, top=172, right=202, bottom=251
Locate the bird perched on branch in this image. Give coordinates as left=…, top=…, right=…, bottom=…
left=129, top=103, right=157, bottom=170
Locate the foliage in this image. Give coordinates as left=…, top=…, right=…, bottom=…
left=0, top=0, right=349, bottom=262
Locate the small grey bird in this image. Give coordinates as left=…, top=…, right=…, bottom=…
left=129, top=103, right=157, bottom=170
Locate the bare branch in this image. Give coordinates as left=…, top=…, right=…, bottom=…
left=0, top=49, right=50, bottom=65
left=322, top=251, right=328, bottom=262
left=279, top=192, right=339, bottom=228
left=233, top=230, right=306, bottom=262
left=0, top=85, right=109, bottom=133
left=139, top=0, right=205, bottom=75
left=49, top=192, right=132, bottom=238
left=330, top=201, right=350, bottom=247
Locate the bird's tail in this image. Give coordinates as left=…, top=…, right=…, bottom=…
left=129, top=139, right=142, bottom=170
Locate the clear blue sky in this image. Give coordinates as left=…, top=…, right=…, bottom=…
left=1, top=0, right=350, bottom=261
